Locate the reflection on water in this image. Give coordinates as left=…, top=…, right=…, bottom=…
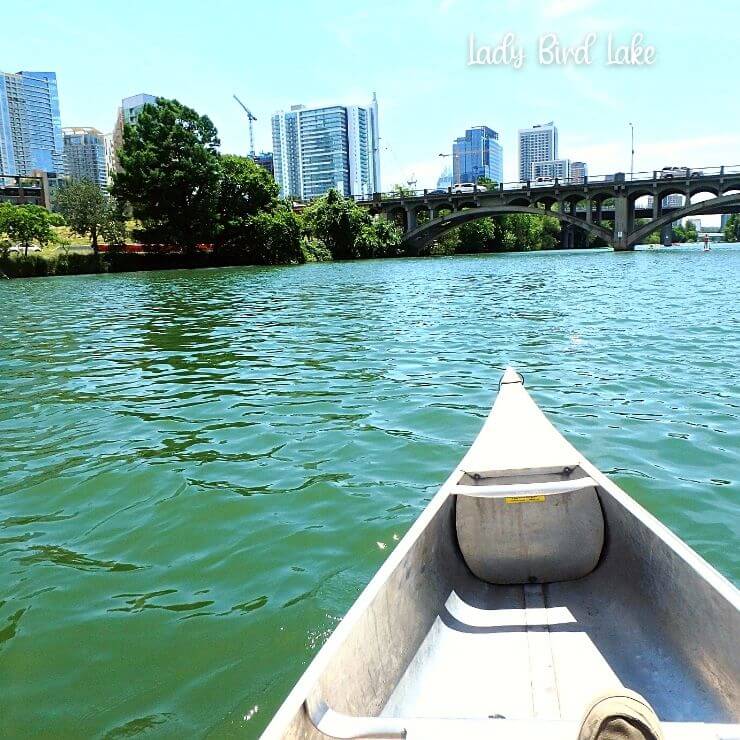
left=0, top=245, right=738, bottom=737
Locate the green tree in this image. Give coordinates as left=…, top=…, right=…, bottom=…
left=54, top=179, right=125, bottom=255
left=0, top=203, right=56, bottom=256
left=389, top=183, right=414, bottom=197
left=303, top=189, right=369, bottom=260
left=724, top=214, right=740, bottom=242
left=355, top=218, right=404, bottom=258
left=476, top=176, right=498, bottom=190
left=216, top=155, right=280, bottom=247
left=456, top=218, right=496, bottom=253
left=303, top=190, right=405, bottom=260
left=244, top=207, right=303, bottom=265
left=112, top=98, right=221, bottom=254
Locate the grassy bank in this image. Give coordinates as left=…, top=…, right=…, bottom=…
left=0, top=251, right=218, bottom=279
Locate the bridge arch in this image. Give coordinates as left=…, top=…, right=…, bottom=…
left=431, top=202, right=454, bottom=217
left=656, top=185, right=690, bottom=204
left=532, top=195, right=557, bottom=210
left=688, top=184, right=721, bottom=198
left=628, top=192, right=740, bottom=245
left=403, top=204, right=613, bottom=252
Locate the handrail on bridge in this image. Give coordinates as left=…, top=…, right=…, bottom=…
left=352, top=163, right=740, bottom=204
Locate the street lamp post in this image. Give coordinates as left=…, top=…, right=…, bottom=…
left=629, top=122, right=635, bottom=180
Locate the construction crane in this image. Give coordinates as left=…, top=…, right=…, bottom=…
left=233, top=94, right=257, bottom=155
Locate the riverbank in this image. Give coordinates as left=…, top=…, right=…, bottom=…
left=0, top=240, right=602, bottom=279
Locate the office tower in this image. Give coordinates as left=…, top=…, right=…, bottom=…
left=532, top=158, right=571, bottom=181
left=452, top=126, right=503, bottom=184
left=0, top=70, right=64, bottom=176
left=249, top=151, right=274, bottom=176
left=63, top=127, right=107, bottom=190
left=271, top=95, right=380, bottom=199
left=571, top=161, right=588, bottom=184
left=518, top=121, right=558, bottom=182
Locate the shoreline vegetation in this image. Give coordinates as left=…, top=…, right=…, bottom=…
left=1, top=97, right=735, bottom=280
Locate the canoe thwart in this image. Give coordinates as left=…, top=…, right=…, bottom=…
left=453, top=476, right=597, bottom=499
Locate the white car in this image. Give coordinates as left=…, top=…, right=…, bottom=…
left=533, top=176, right=555, bottom=187
left=660, top=166, right=691, bottom=179
left=452, top=182, right=488, bottom=194
left=7, top=244, right=42, bottom=254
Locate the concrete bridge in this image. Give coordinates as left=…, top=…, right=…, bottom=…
left=358, top=166, right=740, bottom=251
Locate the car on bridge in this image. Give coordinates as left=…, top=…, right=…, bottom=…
left=659, top=166, right=692, bottom=179
left=452, top=182, right=488, bottom=194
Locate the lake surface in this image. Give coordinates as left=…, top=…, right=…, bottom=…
left=1, top=245, right=738, bottom=738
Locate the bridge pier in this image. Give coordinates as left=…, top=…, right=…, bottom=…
left=405, top=206, right=417, bottom=231
left=613, top=195, right=632, bottom=251
left=560, top=224, right=574, bottom=249
left=661, top=223, right=673, bottom=246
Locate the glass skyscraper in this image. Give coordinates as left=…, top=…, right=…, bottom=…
left=452, top=126, right=503, bottom=185
left=0, top=71, right=64, bottom=176
left=271, top=95, right=380, bottom=199
left=63, top=127, right=108, bottom=190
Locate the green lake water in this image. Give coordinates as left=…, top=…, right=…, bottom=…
left=1, top=245, right=738, bottom=738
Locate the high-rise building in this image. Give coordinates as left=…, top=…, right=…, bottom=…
left=0, top=70, right=64, bottom=176
left=271, top=95, right=380, bottom=199
left=518, top=121, right=558, bottom=182
left=571, top=161, right=588, bottom=184
left=532, top=159, right=571, bottom=181
left=110, top=93, right=158, bottom=174
left=249, top=151, right=274, bottom=176
left=721, top=213, right=731, bottom=230
left=63, top=127, right=107, bottom=190
left=452, top=126, right=503, bottom=185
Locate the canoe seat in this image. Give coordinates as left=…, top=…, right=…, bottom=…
left=454, top=465, right=605, bottom=584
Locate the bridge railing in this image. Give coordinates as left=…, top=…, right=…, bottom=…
left=351, top=164, right=740, bottom=204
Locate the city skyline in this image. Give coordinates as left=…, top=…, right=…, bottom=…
left=6, top=2, right=739, bottom=194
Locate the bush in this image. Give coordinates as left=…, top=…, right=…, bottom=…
left=301, top=238, right=333, bottom=262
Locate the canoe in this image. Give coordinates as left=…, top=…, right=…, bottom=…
left=262, top=369, right=740, bottom=740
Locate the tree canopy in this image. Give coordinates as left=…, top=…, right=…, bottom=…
left=0, top=203, right=56, bottom=255
left=303, top=190, right=403, bottom=260
left=54, top=179, right=126, bottom=254
left=112, top=98, right=221, bottom=253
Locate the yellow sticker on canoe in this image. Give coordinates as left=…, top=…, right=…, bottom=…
left=505, top=495, right=546, bottom=504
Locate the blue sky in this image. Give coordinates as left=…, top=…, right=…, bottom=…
left=6, top=0, right=740, bottom=198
